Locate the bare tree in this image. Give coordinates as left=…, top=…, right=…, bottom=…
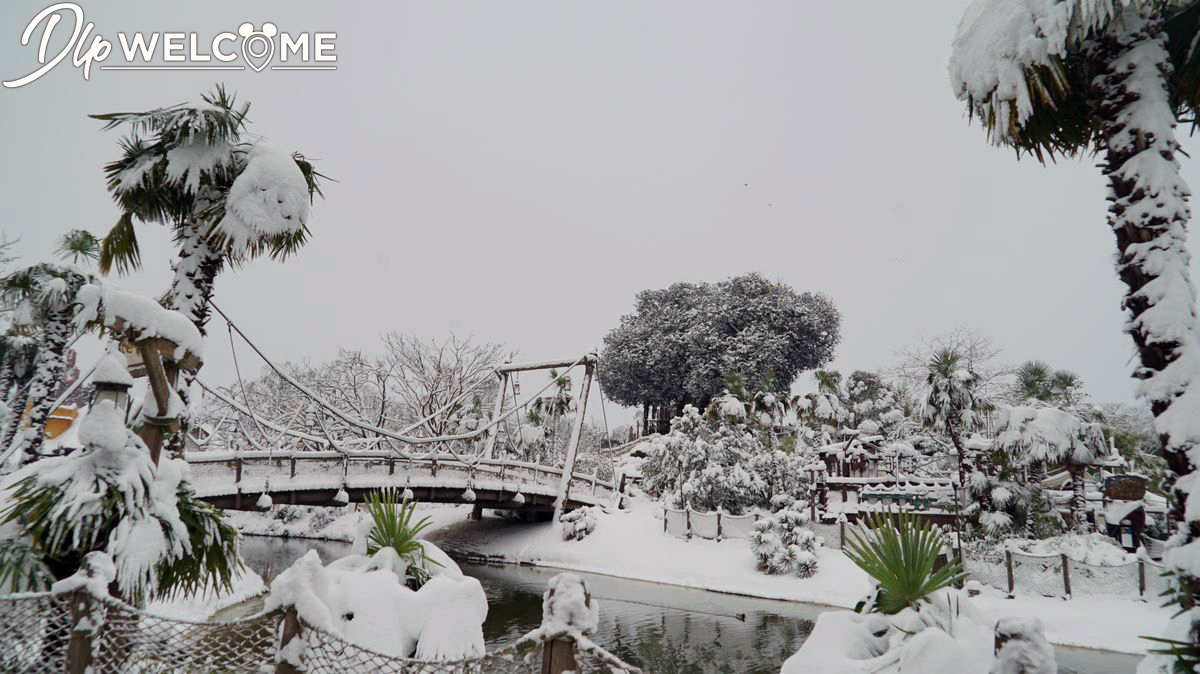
left=890, top=326, right=1007, bottom=403
left=378, top=333, right=509, bottom=437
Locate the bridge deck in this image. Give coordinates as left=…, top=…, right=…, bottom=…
left=186, top=450, right=615, bottom=513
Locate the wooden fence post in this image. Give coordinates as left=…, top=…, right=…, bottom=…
left=716, top=511, right=723, bottom=541
left=1005, top=550, right=1015, bottom=595
left=66, top=589, right=94, bottom=674
left=542, top=637, right=578, bottom=674
left=1061, top=554, right=1072, bottom=597
left=1139, top=560, right=1147, bottom=598
left=685, top=507, right=692, bottom=541
left=839, top=521, right=846, bottom=549
left=289, top=456, right=297, bottom=479
left=275, top=608, right=303, bottom=674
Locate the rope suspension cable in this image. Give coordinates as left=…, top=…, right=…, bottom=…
left=210, top=300, right=512, bottom=445
left=227, top=322, right=272, bottom=445
left=206, top=300, right=588, bottom=465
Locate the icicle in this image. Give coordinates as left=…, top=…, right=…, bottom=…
left=333, top=488, right=349, bottom=505
left=401, top=487, right=414, bottom=502
left=511, top=492, right=526, bottom=505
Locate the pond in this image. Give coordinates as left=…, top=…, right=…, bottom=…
left=238, top=535, right=1140, bottom=673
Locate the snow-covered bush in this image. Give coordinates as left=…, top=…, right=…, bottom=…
left=266, top=545, right=487, bottom=662
left=640, top=405, right=810, bottom=513
left=780, top=588, right=999, bottom=674
left=751, top=508, right=822, bottom=578
left=561, top=506, right=597, bottom=541
left=0, top=377, right=239, bottom=601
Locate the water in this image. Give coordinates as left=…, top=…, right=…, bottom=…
left=238, top=535, right=1140, bottom=673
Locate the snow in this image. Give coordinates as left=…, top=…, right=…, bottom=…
left=540, top=572, right=599, bottom=635
left=1011, top=533, right=1136, bottom=566
left=780, top=589, right=994, bottom=674
left=92, top=348, right=133, bottom=387
left=1104, top=499, right=1144, bottom=524
left=264, top=544, right=487, bottom=660
left=992, top=617, right=1056, bottom=674
left=256, top=492, right=273, bottom=509
left=420, top=500, right=1169, bottom=654
left=993, top=405, right=1105, bottom=465
left=50, top=551, right=116, bottom=597
left=165, top=138, right=233, bottom=195
left=102, top=287, right=204, bottom=359
left=216, top=143, right=309, bottom=250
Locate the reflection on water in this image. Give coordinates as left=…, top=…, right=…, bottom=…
left=238, top=535, right=1140, bottom=673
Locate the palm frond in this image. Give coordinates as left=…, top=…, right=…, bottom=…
left=56, top=229, right=100, bottom=264
left=99, top=212, right=142, bottom=275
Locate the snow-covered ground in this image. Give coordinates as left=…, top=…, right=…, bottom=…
left=423, top=501, right=1170, bottom=655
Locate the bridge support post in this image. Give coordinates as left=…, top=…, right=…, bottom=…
left=482, top=372, right=509, bottom=460
left=553, top=357, right=595, bottom=521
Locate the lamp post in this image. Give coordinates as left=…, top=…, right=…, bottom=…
left=91, top=354, right=134, bottom=424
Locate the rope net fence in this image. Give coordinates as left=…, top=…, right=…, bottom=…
left=0, top=587, right=639, bottom=673
left=964, top=550, right=1171, bottom=600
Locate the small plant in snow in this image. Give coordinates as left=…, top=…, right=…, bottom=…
left=844, top=510, right=966, bottom=615
left=561, top=506, right=597, bottom=541
left=364, top=488, right=440, bottom=589
left=751, top=508, right=822, bottom=578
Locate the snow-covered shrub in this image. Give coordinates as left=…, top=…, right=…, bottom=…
left=641, top=405, right=810, bottom=513
left=266, top=545, right=486, bottom=662
left=308, top=507, right=339, bottom=533
left=561, top=506, right=597, bottom=541
left=0, top=390, right=239, bottom=602
left=781, top=588, right=1000, bottom=674
left=751, top=508, right=822, bottom=578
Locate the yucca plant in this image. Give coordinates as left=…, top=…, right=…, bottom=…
left=364, top=488, right=440, bottom=589
left=843, top=510, right=966, bottom=615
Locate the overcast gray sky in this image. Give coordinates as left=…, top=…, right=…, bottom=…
left=1, top=0, right=1187, bottom=422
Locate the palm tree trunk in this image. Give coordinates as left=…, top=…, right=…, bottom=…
left=1068, top=463, right=1089, bottom=534
left=1, top=381, right=30, bottom=453
left=1093, top=6, right=1200, bottom=628
left=162, top=224, right=224, bottom=459
left=15, top=310, right=72, bottom=463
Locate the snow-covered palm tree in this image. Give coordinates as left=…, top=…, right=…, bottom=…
left=94, top=86, right=325, bottom=456
left=994, top=405, right=1107, bottom=533
left=0, top=263, right=92, bottom=463
left=921, top=348, right=987, bottom=493
left=1012, top=360, right=1082, bottom=406
left=951, top=1, right=1200, bottom=642
left=94, top=85, right=324, bottom=336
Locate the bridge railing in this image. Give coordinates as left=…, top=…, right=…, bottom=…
left=186, top=450, right=617, bottom=507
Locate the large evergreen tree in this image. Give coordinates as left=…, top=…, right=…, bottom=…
left=599, top=273, right=840, bottom=424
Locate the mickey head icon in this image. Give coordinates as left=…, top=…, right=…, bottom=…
left=239, top=23, right=277, bottom=72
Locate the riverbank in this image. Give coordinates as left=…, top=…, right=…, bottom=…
left=422, top=501, right=1170, bottom=655
left=221, top=502, right=1170, bottom=655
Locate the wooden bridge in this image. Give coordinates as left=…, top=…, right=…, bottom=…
left=187, top=449, right=617, bottom=513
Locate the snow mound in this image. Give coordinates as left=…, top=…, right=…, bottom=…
left=991, top=617, right=1056, bottom=674
left=1011, top=533, right=1135, bottom=566
left=217, top=143, right=309, bottom=250
left=265, top=543, right=486, bottom=661
left=781, top=588, right=996, bottom=674
left=541, top=573, right=599, bottom=636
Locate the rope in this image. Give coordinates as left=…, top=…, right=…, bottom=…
left=206, top=300, right=588, bottom=467
left=228, top=322, right=272, bottom=444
